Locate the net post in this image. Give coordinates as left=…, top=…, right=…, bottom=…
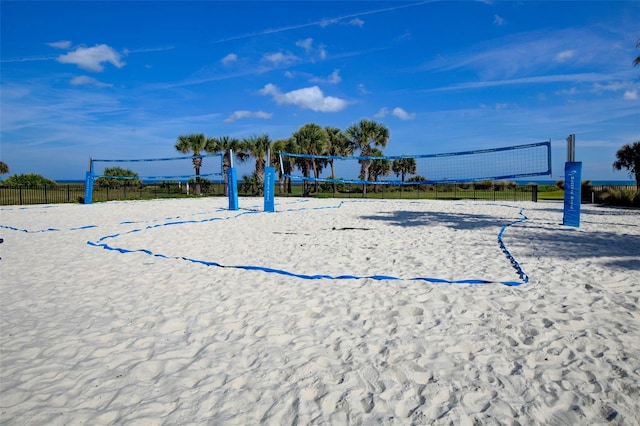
left=264, top=166, right=276, bottom=212
left=263, top=148, right=276, bottom=212
left=566, top=134, right=575, bottom=162
left=84, top=158, right=94, bottom=205
left=562, top=134, right=581, bottom=227
left=227, top=149, right=239, bottom=210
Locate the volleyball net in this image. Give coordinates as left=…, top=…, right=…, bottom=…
left=84, top=153, right=224, bottom=204
left=89, top=153, right=224, bottom=182
left=278, top=141, right=551, bottom=185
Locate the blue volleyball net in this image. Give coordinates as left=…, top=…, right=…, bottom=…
left=84, top=153, right=224, bottom=204
left=279, top=141, right=551, bottom=185
left=89, top=153, right=224, bottom=182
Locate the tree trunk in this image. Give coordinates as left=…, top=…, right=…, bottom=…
left=223, top=154, right=230, bottom=196
left=362, top=163, right=371, bottom=198
left=255, top=159, right=265, bottom=196
left=330, top=161, right=336, bottom=194
left=312, top=158, right=319, bottom=193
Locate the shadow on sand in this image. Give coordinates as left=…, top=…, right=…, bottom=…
left=360, top=208, right=640, bottom=272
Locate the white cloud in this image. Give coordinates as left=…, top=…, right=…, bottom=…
left=310, top=69, right=342, bottom=84
left=555, top=49, right=576, bottom=63
left=427, top=73, right=606, bottom=92
left=296, top=38, right=327, bottom=61
left=221, top=53, right=237, bottom=65
left=48, top=40, right=72, bottom=49
left=126, top=45, right=175, bottom=54
left=317, top=45, right=328, bottom=60
left=319, top=18, right=339, bottom=28
left=224, top=110, right=272, bottom=122
left=375, top=106, right=415, bottom=120
left=358, top=84, right=370, bottom=94
left=348, top=18, right=364, bottom=27
left=57, top=44, right=124, bottom=72
left=263, top=51, right=299, bottom=66
left=70, top=75, right=113, bottom=88
left=493, top=15, right=504, bottom=26
left=556, top=87, right=578, bottom=96
left=259, top=83, right=348, bottom=112
left=623, top=90, right=638, bottom=100
left=296, top=38, right=313, bottom=52
left=592, top=81, right=636, bottom=94
left=392, top=107, right=416, bottom=120
left=375, top=107, right=389, bottom=118
left=422, top=29, right=618, bottom=81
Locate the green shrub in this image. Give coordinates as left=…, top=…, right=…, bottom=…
left=95, top=167, right=140, bottom=188
left=600, top=188, right=640, bottom=207
left=406, top=175, right=428, bottom=191
left=495, top=180, right=516, bottom=190
left=474, top=180, right=493, bottom=190
left=2, top=173, right=57, bottom=186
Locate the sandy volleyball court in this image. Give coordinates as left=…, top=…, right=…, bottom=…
left=1, top=198, right=639, bottom=425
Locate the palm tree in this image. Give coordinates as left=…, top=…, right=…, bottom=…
left=241, top=134, right=271, bottom=196
left=282, top=137, right=299, bottom=194
left=207, top=135, right=242, bottom=196
left=613, top=141, right=640, bottom=189
left=292, top=123, right=328, bottom=195
left=270, top=138, right=289, bottom=194
left=392, top=157, right=417, bottom=182
left=634, top=38, right=640, bottom=68
left=325, top=126, right=352, bottom=193
left=175, top=133, right=208, bottom=195
left=368, top=148, right=391, bottom=192
left=345, top=119, right=390, bottom=197
left=0, top=161, right=9, bottom=175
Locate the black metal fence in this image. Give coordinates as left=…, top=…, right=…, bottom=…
left=0, top=184, right=86, bottom=205
left=0, top=182, right=227, bottom=206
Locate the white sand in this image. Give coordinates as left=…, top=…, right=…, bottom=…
left=1, top=197, right=639, bottom=425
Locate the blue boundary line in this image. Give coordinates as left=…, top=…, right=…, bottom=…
left=83, top=200, right=529, bottom=286
left=0, top=200, right=529, bottom=286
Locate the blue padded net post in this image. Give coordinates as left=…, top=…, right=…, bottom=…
left=264, top=166, right=276, bottom=212
left=83, top=170, right=94, bottom=205
left=562, top=161, right=582, bottom=227
left=227, top=167, right=239, bottom=211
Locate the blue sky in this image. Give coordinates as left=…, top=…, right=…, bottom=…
left=1, top=1, right=639, bottom=181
